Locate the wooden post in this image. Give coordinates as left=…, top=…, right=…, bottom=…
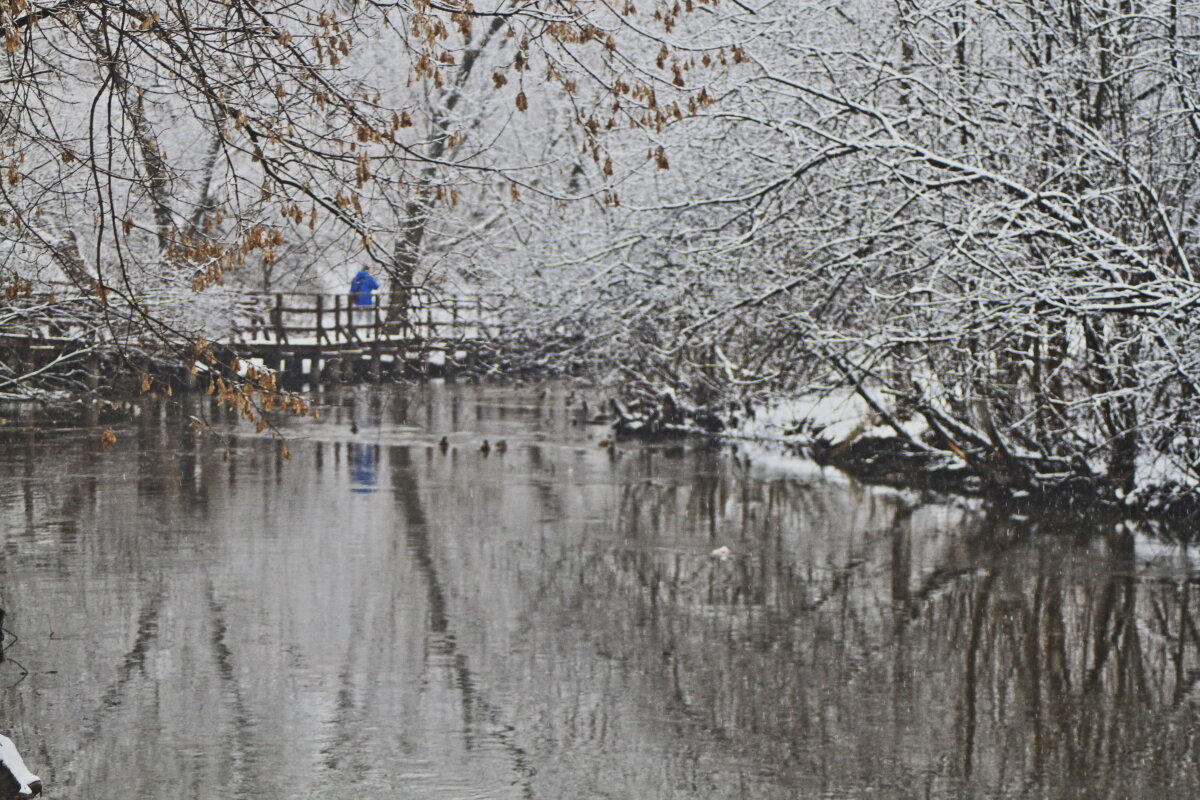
left=370, top=296, right=381, bottom=380
left=316, top=294, right=325, bottom=345
left=401, top=292, right=411, bottom=342
left=273, top=293, right=286, bottom=344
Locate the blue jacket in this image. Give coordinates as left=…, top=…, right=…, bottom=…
left=349, top=269, right=380, bottom=306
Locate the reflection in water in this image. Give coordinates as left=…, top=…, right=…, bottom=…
left=1, top=384, right=1200, bottom=798
left=350, top=444, right=378, bottom=494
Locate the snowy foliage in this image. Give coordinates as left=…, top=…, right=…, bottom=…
left=499, top=0, right=1200, bottom=498
left=2, top=0, right=1200, bottom=500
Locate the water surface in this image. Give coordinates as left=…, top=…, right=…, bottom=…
left=1, top=383, right=1199, bottom=798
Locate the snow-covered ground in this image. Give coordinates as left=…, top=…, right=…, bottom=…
left=733, top=388, right=928, bottom=447
left=728, top=388, right=1200, bottom=515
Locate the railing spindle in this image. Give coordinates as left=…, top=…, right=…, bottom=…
left=316, top=295, right=325, bottom=344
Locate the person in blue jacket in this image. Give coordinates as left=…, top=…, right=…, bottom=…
left=349, top=266, right=380, bottom=329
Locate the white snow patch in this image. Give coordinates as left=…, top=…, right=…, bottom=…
left=1135, top=452, right=1200, bottom=490
left=733, top=388, right=926, bottom=446
left=735, top=389, right=870, bottom=442
left=0, top=734, right=40, bottom=796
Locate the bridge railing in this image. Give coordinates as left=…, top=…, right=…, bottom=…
left=235, top=289, right=506, bottom=345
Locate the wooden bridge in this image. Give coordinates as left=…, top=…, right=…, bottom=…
left=0, top=287, right=510, bottom=389
left=232, top=289, right=506, bottom=381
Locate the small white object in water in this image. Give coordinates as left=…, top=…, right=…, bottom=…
left=710, top=545, right=732, bottom=561
left=0, top=734, right=42, bottom=796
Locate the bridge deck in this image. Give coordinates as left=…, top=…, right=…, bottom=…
left=1, top=289, right=508, bottom=384
left=233, top=291, right=504, bottom=380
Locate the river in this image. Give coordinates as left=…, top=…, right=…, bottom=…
left=1, top=382, right=1199, bottom=798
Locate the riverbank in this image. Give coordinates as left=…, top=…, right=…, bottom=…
left=610, top=388, right=1200, bottom=526
left=7, top=371, right=1198, bottom=526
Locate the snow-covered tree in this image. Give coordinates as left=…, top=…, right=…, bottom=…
left=0, top=0, right=725, bottom=395
left=501, top=0, right=1200, bottom=500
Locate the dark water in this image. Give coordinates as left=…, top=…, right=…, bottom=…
left=2, top=384, right=1200, bottom=799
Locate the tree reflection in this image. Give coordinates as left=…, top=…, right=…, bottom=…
left=4, top=387, right=1200, bottom=799
left=587, top=480, right=1200, bottom=797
